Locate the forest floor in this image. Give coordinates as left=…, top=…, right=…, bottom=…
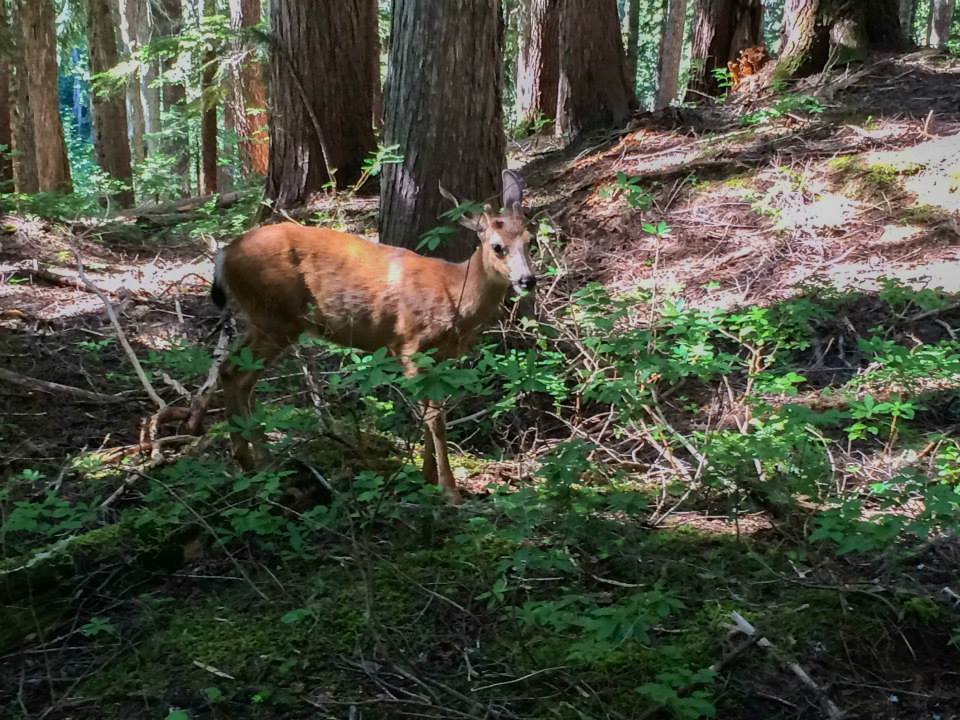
left=3, top=52, right=960, bottom=719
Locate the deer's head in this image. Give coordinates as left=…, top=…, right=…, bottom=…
left=442, top=170, right=537, bottom=295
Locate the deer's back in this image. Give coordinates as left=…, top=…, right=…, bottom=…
left=222, top=223, right=468, bottom=354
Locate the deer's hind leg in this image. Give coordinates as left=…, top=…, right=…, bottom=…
left=221, top=326, right=288, bottom=470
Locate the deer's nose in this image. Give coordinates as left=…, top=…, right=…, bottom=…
left=519, top=275, right=537, bottom=291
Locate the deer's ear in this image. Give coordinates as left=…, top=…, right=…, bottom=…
left=501, top=169, right=524, bottom=211
left=457, top=214, right=483, bottom=231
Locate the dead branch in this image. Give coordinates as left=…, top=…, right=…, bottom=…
left=0, top=367, right=130, bottom=404
left=728, top=611, right=845, bottom=720
left=185, top=321, right=232, bottom=434
left=71, top=242, right=166, bottom=410
left=119, top=190, right=246, bottom=218
left=1, top=263, right=101, bottom=294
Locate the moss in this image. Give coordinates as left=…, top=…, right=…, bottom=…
left=828, top=156, right=913, bottom=203
left=901, top=203, right=953, bottom=226
left=902, top=596, right=941, bottom=624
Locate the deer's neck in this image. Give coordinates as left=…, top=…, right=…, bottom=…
left=453, top=246, right=509, bottom=331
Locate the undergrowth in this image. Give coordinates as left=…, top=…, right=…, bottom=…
left=3, top=263, right=960, bottom=718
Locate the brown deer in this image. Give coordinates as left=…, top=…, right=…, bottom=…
left=211, top=170, right=535, bottom=505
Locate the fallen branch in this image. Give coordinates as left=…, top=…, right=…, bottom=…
left=186, top=320, right=232, bottom=434
left=728, top=611, right=845, bottom=720
left=1, top=264, right=97, bottom=293
left=119, top=190, right=246, bottom=218
left=0, top=367, right=129, bottom=404
left=71, top=243, right=165, bottom=410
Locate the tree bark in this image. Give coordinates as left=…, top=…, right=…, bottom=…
left=776, top=0, right=905, bottom=79
left=116, top=0, right=147, bottom=164
left=200, top=0, right=218, bottom=195
left=556, top=0, right=636, bottom=137
left=226, top=0, right=268, bottom=176
left=379, top=0, right=505, bottom=261
left=928, top=0, right=956, bottom=48
left=18, top=0, right=72, bottom=193
left=687, top=0, right=763, bottom=97
left=514, top=0, right=560, bottom=131
left=156, top=0, right=190, bottom=195
left=625, top=0, right=642, bottom=91
left=8, top=1, right=38, bottom=194
left=85, top=0, right=135, bottom=207
left=655, top=0, right=689, bottom=108
left=370, top=0, right=383, bottom=129
left=899, top=0, right=915, bottom=40
left=266, top=0, right=377, bottom=208
left=0, top=0, right=12, bottom=190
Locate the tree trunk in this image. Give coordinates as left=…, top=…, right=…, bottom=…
left=655, top=0, right=689, bottom=108
left=156, top=0, right=190, bottom=195
left=556, top=0, right=636, bottom=138
left=625, top=0, right=641, bottom=91
left=134, top=0, right=160, bottom=157
left=266, top=0, right=377, bottom=208
left=85, top=0, right=135, bottom=207
left=899, top=0, right=915, bottom=40
left=227, top=0, right=268, bottom=176
left=8, top=1, right=38, bottom=194
left=370, top=0, right=383, bottom=129
left=117, top=0, right=147, bottom=164
left=200, top=0, right=218, bottom=195
left=928, top=0, right=956, bottom=48
left=776, top=0, right=905, bottom=79
left=514, top=0, right=560, bottom=131
left=379, top=0, right=505, bottom=261
left=687, top=0, right=763, bottom=97
left=0, top=0, right=12, bottom=190
left=19, top=0, right=72, bottom=193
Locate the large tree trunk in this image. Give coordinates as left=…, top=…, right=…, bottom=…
left=776, top=0, right=905, bottom=79
left=156, top=0, right=190, bottom=196
left=899, top=0, right=916, bottom=40
left=116, top=0, right=147, bottom=164
left=8, top=2, right=38, bottom=194
left=379, top=0, right=504, bottom=261
left=370, top=0, right=383, bottom=129
left=928, top=0, right=956, bottom=48
left=556, top=0, right=636, bottom=137
left=514, top=0, right=560, bottom=132
left=200, top=0, right=219, bottom=195
left=0, top=0, right=12, bottom=190
left=655, top=0, right=689, bottom=108
left=266, top=0, right=377, bottom=208
left=85, top=0, right=135, bottom=207
left=227, top=0, right=268, bottom=176
left=625, top=0, right=641, bottom=92
left=19, top=0, right=72, bottom=193
left=687, top=0, right=763, bottom=97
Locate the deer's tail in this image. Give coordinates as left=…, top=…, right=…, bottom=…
left=211, top=250, right=228, bottom=309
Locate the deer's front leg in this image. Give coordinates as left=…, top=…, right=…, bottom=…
left=423, top=399, right=463, bottom=506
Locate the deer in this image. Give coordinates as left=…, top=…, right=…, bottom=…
left=210, top=169, right=535, bottom=505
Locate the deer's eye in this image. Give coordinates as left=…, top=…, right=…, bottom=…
left=492, top=243, right=507, bottom=258
left=493, top=219, right=505, bottom=229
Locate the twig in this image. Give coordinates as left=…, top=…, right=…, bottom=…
left=471, top=666, right=569, bottom=692
left=729, top=611, right=845, bottom=719
left=71, top=242, right=166, bottom=409
left=186, top=321, right=232, bottom=433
